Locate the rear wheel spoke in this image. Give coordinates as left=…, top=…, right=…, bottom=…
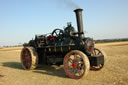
left=68, top=58, right=73, bottom=63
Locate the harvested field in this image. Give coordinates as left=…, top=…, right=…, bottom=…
left=0, top=42, right=128, bottom=85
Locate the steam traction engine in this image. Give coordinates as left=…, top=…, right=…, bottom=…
left=21, top=8, right=106, bottom=79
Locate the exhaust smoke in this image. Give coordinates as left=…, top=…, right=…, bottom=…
left=56, top=0, right=79, bottom=9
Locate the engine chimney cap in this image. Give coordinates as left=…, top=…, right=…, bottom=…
left=74, top=8, right=83, bottom=12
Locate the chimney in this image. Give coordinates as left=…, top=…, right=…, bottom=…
left=74, top=8, right=84, bottom=38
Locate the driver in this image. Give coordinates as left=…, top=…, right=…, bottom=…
left=64, top=22, right=76, bottom=37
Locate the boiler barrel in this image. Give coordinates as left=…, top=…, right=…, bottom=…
left=46, top=40, right=85, bottom=54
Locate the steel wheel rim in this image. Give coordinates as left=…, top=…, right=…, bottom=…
left=21, top=48, right=32, bottom=70
left=64, top=52, right=86, bottom=79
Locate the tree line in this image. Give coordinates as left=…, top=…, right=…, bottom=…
left=95, top=38, right=128, bottom=43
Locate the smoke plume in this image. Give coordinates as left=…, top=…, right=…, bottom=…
left=56, top=0, right=80, bottom=10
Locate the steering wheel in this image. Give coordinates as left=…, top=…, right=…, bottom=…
left=52, top=29, right=64, bottom=39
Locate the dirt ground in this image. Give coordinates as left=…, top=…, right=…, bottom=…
left=0, top=42, right=128, bottom=85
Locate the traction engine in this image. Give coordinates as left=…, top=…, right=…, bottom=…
left=21, top=8, right=106, bottom=79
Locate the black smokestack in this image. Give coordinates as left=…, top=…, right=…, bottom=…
left=74, top=8, right=84, bottom=38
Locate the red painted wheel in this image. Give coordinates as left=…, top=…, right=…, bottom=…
left=20, top=47, right=38, bottom=70
left=90, top=48, right=107, bottom=71
left=63, top=50, right=90, bottom=79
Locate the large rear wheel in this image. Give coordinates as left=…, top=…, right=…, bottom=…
left=20, top=47, right=38, bottom=70
left=63, top=50, right=90, bottom=79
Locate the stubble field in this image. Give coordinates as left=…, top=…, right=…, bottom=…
left=0, top=42, right=128, bottom=85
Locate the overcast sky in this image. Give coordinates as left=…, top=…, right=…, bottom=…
left=0, top=0, right=128, bottom=46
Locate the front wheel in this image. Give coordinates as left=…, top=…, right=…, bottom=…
left=63, top=50, right=90, bottom=79
left=90, top=48, right=107, bottom=71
